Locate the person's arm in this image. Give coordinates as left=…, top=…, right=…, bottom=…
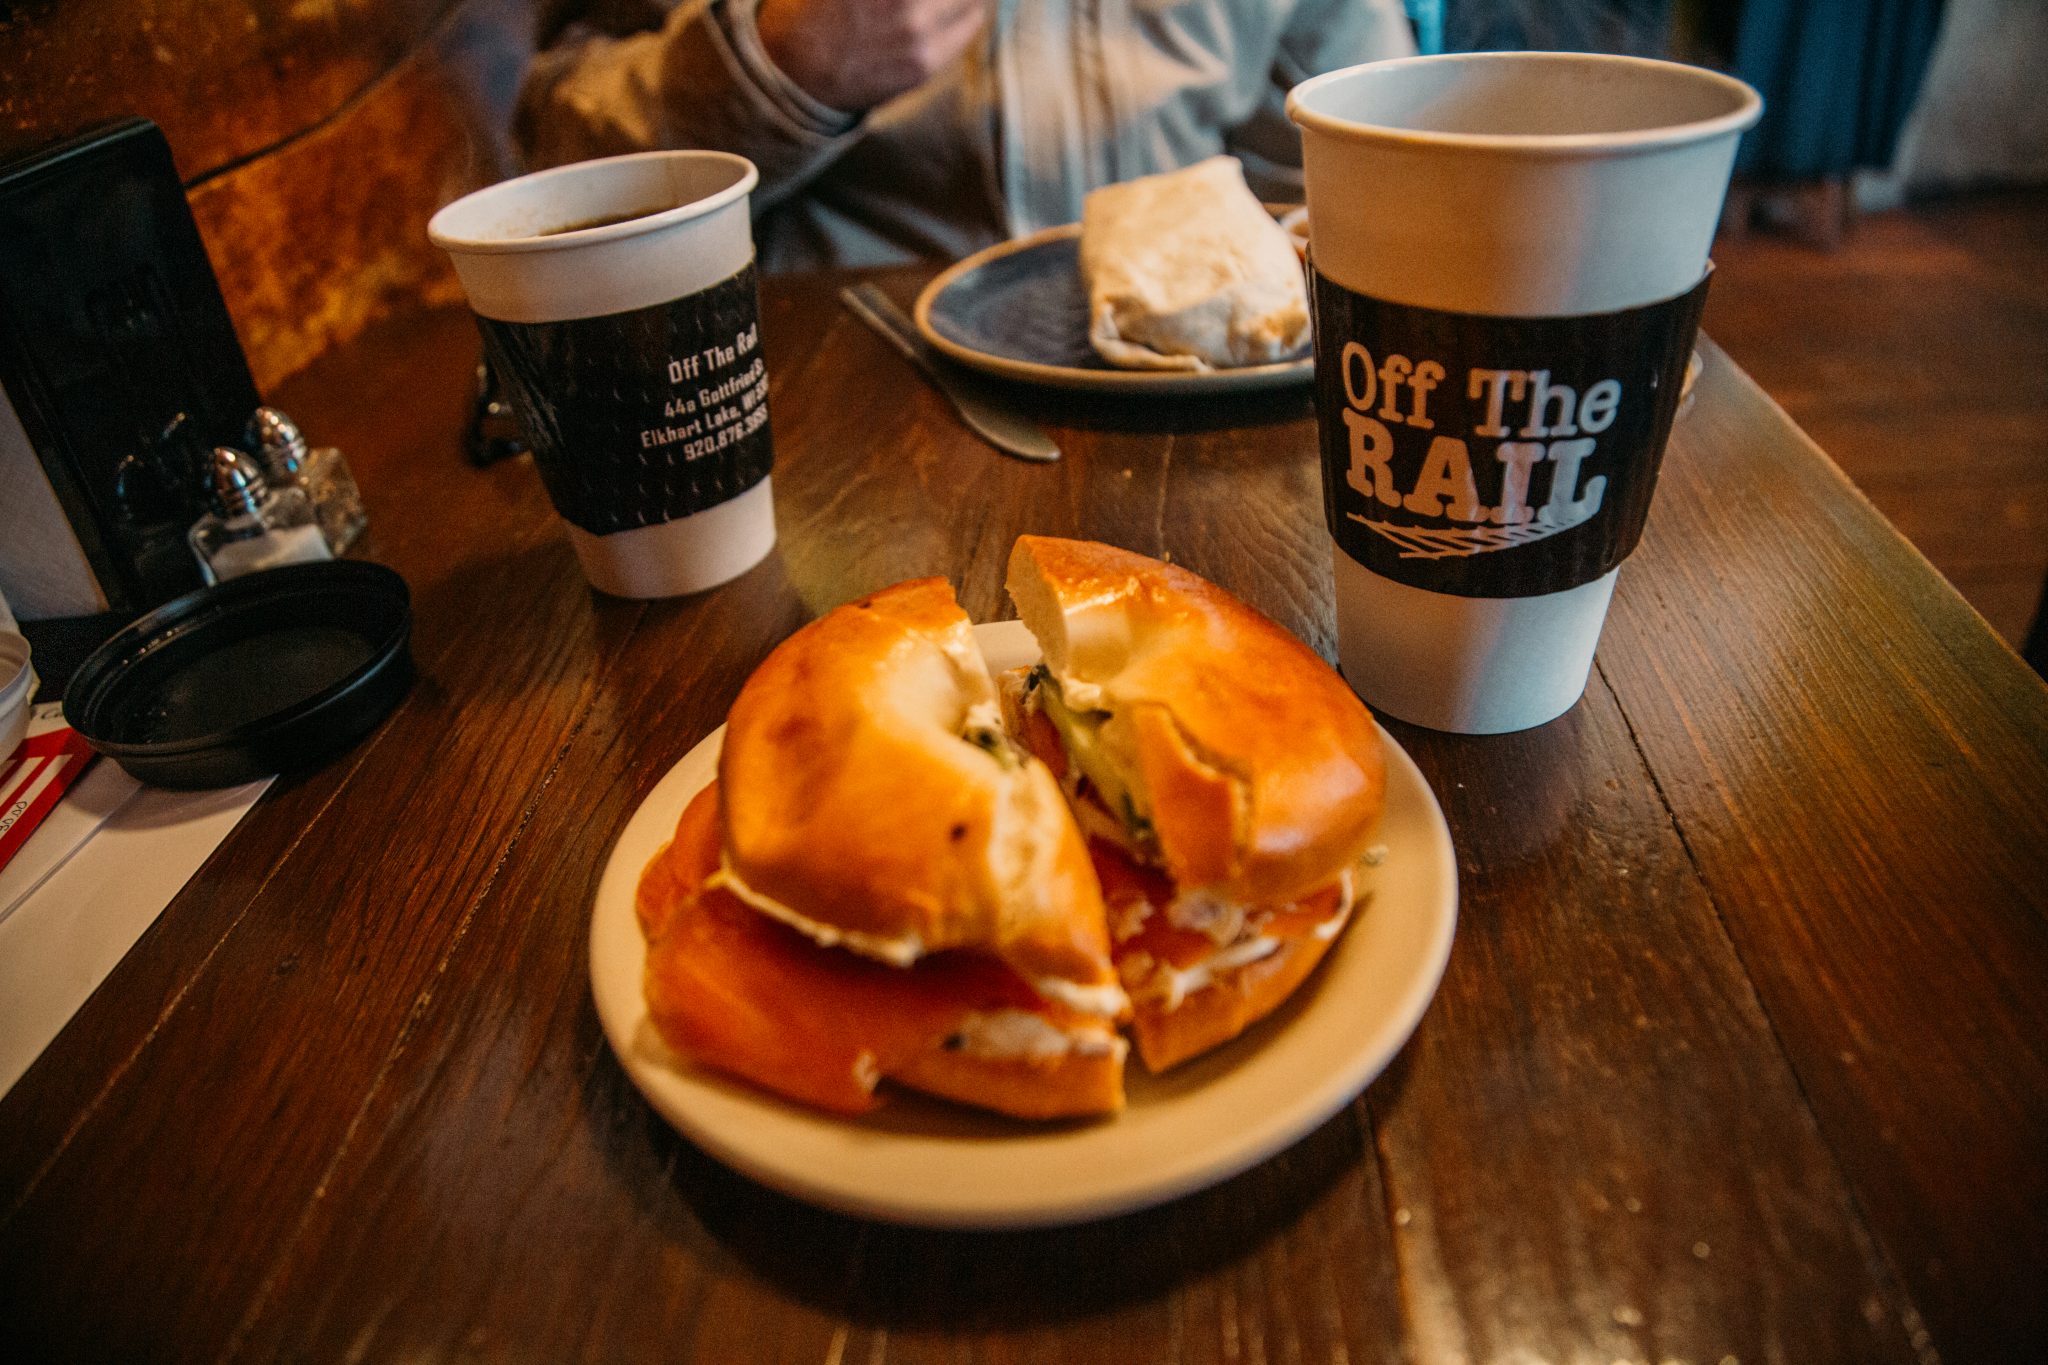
left=1227, top=0, right=1417, bottom=203
left=516, top=0, right=854, bottom=210
left=516, top=0, right=987, bottom=212
left=756, top=0, right=987, bottom=113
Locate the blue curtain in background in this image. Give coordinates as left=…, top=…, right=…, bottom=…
left=1732, top=0, right=1947, bottom=180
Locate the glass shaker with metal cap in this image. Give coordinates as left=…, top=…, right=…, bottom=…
left=247, top=406, right=367, bottom=554
left=187, top=445, right=333, bottom=585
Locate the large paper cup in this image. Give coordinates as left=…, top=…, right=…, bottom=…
left=430, top=152, right=776, bottom=598
left=1289, top=54, right=1759, bottom=733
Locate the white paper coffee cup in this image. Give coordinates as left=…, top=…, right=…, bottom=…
left=430, top=151, right=777, bottom=599
left=1289, top=54, right=1760, bottom=733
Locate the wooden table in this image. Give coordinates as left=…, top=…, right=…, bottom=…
left=3, top=270, right=2044, bottom=1364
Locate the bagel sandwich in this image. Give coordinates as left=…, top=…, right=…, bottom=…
left=999, top=536, right=1386, bottom=1071
left=636, top=577, right=1128, bottom=1120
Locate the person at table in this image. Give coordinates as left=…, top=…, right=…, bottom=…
left=514, top=0, right=1415, bottom=272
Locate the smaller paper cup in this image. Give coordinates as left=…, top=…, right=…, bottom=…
left=430, top=151, right=776, bottom=598
left=1290, top=54, right=1759, bottom=733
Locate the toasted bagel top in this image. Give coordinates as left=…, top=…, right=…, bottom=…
left=717, top=577, right=1120, bottom=1007
left=1007, top=537, right=1385, bottom=903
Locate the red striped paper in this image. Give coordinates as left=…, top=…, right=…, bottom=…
left=0, top=720, right=95, bottom=871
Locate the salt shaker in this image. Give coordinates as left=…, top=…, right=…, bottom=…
left=247, top=406, right=367, bottom=554
left=188, top=446, right=333, bottom=584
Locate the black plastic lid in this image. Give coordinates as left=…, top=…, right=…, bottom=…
left=66, top=561, right=413, bottom=789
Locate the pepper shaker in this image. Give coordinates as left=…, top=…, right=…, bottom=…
left=247, top=406, right=367, bottom=554
left=188, top=446, right=333, bottom=584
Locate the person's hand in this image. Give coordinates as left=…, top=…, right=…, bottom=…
left=756, top=0, right=989, bottom=113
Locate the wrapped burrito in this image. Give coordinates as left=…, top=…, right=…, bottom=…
left=1079, top=157, right=1310, bottom=372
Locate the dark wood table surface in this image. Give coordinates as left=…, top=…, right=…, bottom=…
left=3, top=268, right=2044, bottom=1364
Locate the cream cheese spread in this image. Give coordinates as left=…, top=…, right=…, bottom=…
left=948, top=1010, right=1127, bottom=1061
left=709, top=860, right=1128, bottom=1017
left=707, top=861, right=928, bottom=967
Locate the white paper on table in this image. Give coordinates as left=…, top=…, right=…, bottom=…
left=0, top=773, right=272, bottom=1096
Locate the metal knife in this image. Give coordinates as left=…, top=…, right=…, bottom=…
left=839, top=284, right=1061, bottom=463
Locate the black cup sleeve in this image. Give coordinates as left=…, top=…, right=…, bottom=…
left=477, top=262, right=773, bottom=537
left=1311, top=269, right=1711, bottom=599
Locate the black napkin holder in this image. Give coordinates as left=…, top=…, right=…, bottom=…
left=0, top=117, right=261, bottom=622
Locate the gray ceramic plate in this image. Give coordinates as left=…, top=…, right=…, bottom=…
left=913, top=222, right=1315, bottom=395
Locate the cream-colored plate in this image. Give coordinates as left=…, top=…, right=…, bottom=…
left=589, top=620, right=1457, bottom=1228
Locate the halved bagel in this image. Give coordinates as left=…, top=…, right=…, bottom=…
left=1087, top=836, right=1359, bottom=1073
left=641, top=783, right=1127, bottom=1119
left=641, top=545, right=1387, bottom=1109
left=1005, top=536, right=1385, bottom=906
left=717, top=577, right=1122, bottom=1012
left=1003, top=664, right=1374, bottom=1073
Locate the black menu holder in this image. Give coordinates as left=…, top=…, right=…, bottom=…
left=0, top=117, right=261, bottom=623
